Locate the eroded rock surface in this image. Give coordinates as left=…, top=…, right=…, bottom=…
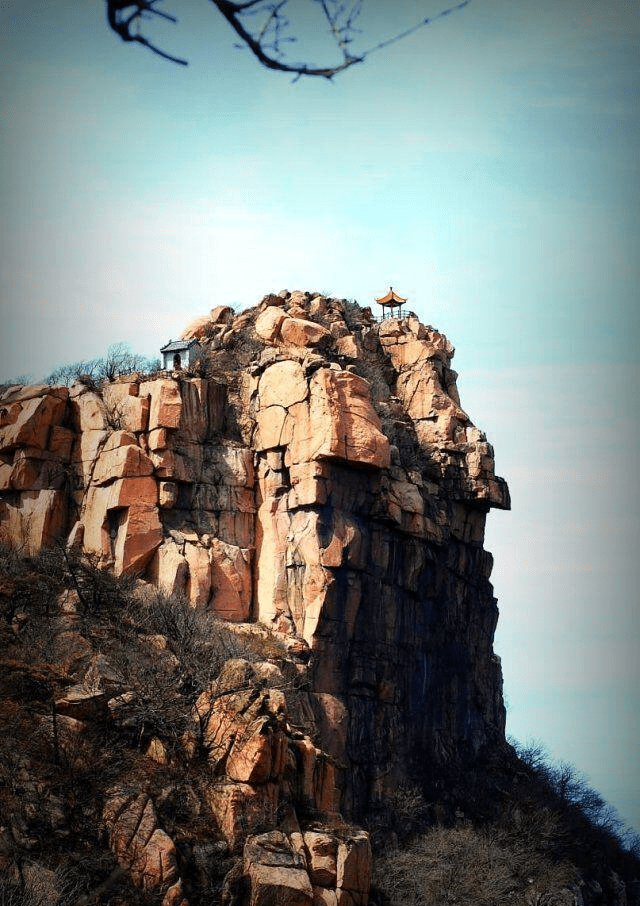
left=0, top=290, right=509, bottom=827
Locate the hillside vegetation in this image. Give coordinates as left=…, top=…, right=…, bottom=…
left=1, top=544, right=638, bottom=906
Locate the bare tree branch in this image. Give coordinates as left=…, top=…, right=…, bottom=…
left=360, top=0, right=470, bottom=56
left=106, top=0, right=188, bottom=65
left=105, top=0, right=471, bottom=78
left=213, top=0, right=362, bottom=78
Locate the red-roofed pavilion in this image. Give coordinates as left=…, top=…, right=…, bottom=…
left=375, top=286, right=407, bottom=320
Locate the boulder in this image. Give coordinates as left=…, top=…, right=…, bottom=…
left=255, top=307, right=287, bottom=343
left=280, top=317, right=331, bottom=348
left=226, top=715, right=287, bottom=783
left=104, top=792, right=187, bottom=905
left=181, top=314, right=211, bottom=339
left=244, top=832, right=313, bottom=906
left=336, top=335, right=360, bottom=359
left=303, top=832, right=338, bottom=887
left=288, top=369, right=390, bottom=469
left=210, top=305, right=235, bottom=324
left=204, top=781, right=279, bottom=849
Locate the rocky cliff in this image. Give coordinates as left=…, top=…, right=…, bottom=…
left=0, top=291, right=511, bottom=903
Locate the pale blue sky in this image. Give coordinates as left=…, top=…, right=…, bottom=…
left=1, top=0, right=639, bottom=832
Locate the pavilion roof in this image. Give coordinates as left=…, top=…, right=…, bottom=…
left=160, top=338, right=199, bottom=353
left=375, top=287, right=407, bottom=307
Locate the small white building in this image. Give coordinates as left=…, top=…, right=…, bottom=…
left=160, top=338, right=201, bottom=371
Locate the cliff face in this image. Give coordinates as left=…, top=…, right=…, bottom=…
left=0, top=291, right=509, bottom=817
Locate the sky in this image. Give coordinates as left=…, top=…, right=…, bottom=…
left=1, top=0, right=639, bottom=833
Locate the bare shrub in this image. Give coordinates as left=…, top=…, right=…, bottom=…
left=44, top=343, right=159, bottom=387
left=44, top=359, right=102, bottom=388
left=512, top=739, right=630, bottom=840
left=373, top=821, right=575, bottom=906
left=0, top=865, right=83, bottom=906
left=138, top=589, right=252, bottom=687
left=103, top=398, right=126, bottom=430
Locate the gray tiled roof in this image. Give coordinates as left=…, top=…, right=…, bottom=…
left=160, top=338, right=199, bottom=353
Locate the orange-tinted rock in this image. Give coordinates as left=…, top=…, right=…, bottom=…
left=69, top=388, right=108, bottom=485
left=210, top=539, right=252, bottom=622
left=210, top=305, right=235, bottom=324
left=55, top=686, right=108, bottom=719
left=226, top=716, right=285, bottom=783
left=103, top=383, right=150, bottom=433
left=0, top=489, right=67, bottom=554
left=204, top=781, right=279, bottom=849
left=104, top=792, right=186, bottom=904
left=0, top=463, right=12, bottom=491
left=70, top=385, right=107, bottom=430
left=182, top=542, right=210, bottom=607
left=148, top=427, right=169, bottom=451
left=195, top=701, right=238, bottom=767
left=159, top=480, right=179, bottom=508
left=288, top=369, right=390, bottom=469
left=255, top=366, right=389, bottom=471
left=313, top=888, right=338, bottom=906
left=288, top=461, right=329, bottom=508
left=312, top=694, right=348, bottom=761
left=336, top=336, right=359, bottom=359
left=280, top=317, right=331, bottom=348
left=145, top=737, right=169, bottom=764
left=292, top=737, right=340, bottom=815
left=150, top=449, right=193, bottom=482
left=114, top=504, right=163, bottom=574
left=0, top=390, right=67, bottom=453
left=258, top=360, right=308, bottom=409
left=174, top=378, right=221, bottom=444
left=255, top=307, right=287, bottom=343
left=255, top=404, right=290, bottom=451
left=0, top=383, right=52, bottom=404
left=0, top=401, right=22, bottom=430
left=181, top=314, right=211, bottom=339
left=92, top=442, right=154, bottom=485
left=140, top=379, right=182, bottom=431
left=303, top=832, right=337, bottom=887
left=48, top=425, right=75, bottom=459
left=81, top=477, right=160, bottom=571
left=0, top=295, right=510, bottom=835
left=9, top=456, right=48, bottom=491
left=244, top=832, right=313, bottom=906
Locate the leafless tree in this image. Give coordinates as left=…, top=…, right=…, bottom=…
left=106, top=0, right=470, bottom=77
left=45, top=343, right=159, bottom=387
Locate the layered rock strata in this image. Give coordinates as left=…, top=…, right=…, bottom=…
left=0, top=290, right=509, bottom=820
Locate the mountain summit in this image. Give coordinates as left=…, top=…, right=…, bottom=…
left=0, top=290, right=519, bottom=904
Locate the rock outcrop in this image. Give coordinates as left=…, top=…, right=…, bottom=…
left=0, top=290, right=510, bottom=900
